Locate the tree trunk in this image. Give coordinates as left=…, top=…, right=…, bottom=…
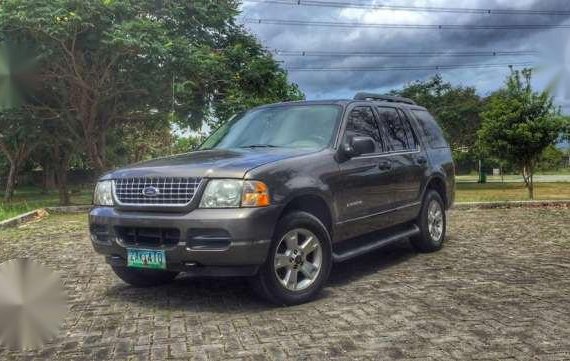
left=52, top=146, right=71, bottom=206
left=55, top=167, right=70, bottom=206
left=528, top=172, right=534, bottom=200
left=42, top=163, right=56, bottom=193
left=4, top=161, right=18, bottom=202
left=86, top=138, right=107, bottom=175
left=522, top=163, right=534, bottom=200
left=86, top=140, right=105, bottom=174
left=1, top=141, right=36, bottom=203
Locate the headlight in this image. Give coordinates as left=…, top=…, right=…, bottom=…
left=199, top=179, right=270, bottom=208
left=93, top=180, right=114, bottom=206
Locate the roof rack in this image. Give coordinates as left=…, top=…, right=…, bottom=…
left=353, top=92, right=416, bottom=105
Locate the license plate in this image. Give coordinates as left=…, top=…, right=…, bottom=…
left=127, top=249, right=166, bottom=270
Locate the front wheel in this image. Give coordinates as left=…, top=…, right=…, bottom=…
left=251, top=211, right=332, bottom=305
left=111, top=266, right=179, bottom=287
left=411, top=190, right=446, bottom=253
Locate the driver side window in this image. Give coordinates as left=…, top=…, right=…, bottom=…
left=344, top=106, right=385, bottom=154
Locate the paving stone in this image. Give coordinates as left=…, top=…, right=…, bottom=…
left=0, top=208, right=568, bottom=360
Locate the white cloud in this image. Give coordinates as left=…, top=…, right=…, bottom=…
left=240, top=0, right=570, bottom=108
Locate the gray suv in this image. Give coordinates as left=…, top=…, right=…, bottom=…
left=90, top=93, right=455, bottom=305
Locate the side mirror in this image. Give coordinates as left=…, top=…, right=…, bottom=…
left=342, top=136, right=375, bottom=158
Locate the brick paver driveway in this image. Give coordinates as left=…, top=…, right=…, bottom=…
left=0, top=207, right=569, bottom=360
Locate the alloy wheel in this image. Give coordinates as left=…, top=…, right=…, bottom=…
left=427, top=200, right=444, bottom=242
left=274, top=228, right=323, bottom=291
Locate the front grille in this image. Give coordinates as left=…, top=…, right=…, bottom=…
left=115, top=226, right=180, bottom=247
left=114, top=177, right=201, bottom=206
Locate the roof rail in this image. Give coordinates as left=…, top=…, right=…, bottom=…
left=353, top=92, right=416, bottom=105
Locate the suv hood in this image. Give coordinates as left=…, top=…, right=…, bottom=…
left=103, top=148, right=313, bottom=180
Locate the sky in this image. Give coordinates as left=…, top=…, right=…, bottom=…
left=239, top=0, right=570, bottom=112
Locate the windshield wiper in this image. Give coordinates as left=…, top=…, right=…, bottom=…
left=239, top=144, right=280, bottom=149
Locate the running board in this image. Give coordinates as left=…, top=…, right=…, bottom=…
left=332, top=224, right=420, bottom=263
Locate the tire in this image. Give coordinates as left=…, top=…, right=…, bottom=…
left=250, top=211, right=333, bottom=306
left=411, top=190, right=446, bottom=253
left=111, top=266, right=179, bottom=287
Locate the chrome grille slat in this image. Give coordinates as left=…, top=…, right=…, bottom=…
left=113, top=177, right=201, bottom=206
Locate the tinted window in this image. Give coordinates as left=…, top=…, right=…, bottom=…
left=411, top=110, right=448, bottom=149
left=397, top=109, right=418, bottom=149
left=376, top=107, right=417, bottom=151
left=344, top=106, right=384, bottom=153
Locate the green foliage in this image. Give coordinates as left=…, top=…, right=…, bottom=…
left=172, top=134, right=204, bottom=154
left=478, top=68, right=568, bottom=198
left=211, top=30, right=305, bottom=125
left=479, top=69, right=563, bottom=167
left=0, top=107, right=42, bottom=201
left=0, top=0, right=303, bottom=173
left=452, top=149, right=479, bottom=175
left=391, top=74, right=483, bottom=150
left=0, top=107, right=40, bottom=151
left=537, top=145, right=566, bottom=171
left=108, top=120, right=174, bottom=165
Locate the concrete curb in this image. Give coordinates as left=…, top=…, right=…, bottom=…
left=45, top=205, right=92, bottom=213
left=0, top=205, right=91, bottom=229
left=453, top=200, right=570, bottom=210
left=0, top=209, right=50, bottom=229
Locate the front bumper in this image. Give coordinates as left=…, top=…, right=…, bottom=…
left=89, top=205, right=281, bottom=274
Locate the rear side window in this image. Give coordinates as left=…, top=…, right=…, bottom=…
left=411, top=110, right=448, bottom=149
left=376, top=107, right=417, bottom=151
left=344, top=106, right=385, bottom=153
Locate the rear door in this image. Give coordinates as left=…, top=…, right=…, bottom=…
left=374, top=106, right=427, bottom=223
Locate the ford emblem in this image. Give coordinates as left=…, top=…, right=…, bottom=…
left=142, top=186, right=160, bottom=197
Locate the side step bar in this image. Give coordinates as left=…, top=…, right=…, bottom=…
left=332, top=225, right=420, bottom=263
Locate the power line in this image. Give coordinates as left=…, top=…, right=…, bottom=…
left=245, top=18, right=570, bottom=30
left=274, top=50, right=538, bottom=58
left=285, top=62, right=534, bottom=71
left=244, top=0, right=570, bottom=16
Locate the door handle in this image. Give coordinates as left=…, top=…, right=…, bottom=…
left=378, top=160, right=392, bottom=170
left=416, top=156, right=428, bottom=165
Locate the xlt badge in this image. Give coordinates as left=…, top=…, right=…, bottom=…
left=347, top=200, right=363, bottom=208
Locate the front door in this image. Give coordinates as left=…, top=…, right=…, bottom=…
left=334, top=105, right=395, bottom=240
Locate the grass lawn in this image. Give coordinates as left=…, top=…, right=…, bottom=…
left=0, top=187, right=92, bottom=222
left=455, top=182, right=570, bottom=202
left=456, top=173, right=570, bottom=183
left=1, top=182, right=569, bottom=222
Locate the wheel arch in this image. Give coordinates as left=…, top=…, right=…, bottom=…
left=278, top=192, right=334, bottom=238
left=423, top=174, right=448, bottom=209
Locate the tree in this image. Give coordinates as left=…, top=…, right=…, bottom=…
left=172, top=134, right=204, bottom=154
left=0, top=35, right=41, bottom=201
left=212, top=30, right=304, bottom=124
left=0, top=0, right=303, bottom=175
left=537, top=145, right=565, bottom=172
left=110, top=120, right=174, bottom=165
left=0, top=108, right=41, bottom=201
left=478, top=68, right=568, bottom=199
left=35, top=116, right=78, bottom=205
left=391, top=74, right=483, bottom=151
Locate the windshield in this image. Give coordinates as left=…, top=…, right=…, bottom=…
left=200, top=105, right=342, bottom=150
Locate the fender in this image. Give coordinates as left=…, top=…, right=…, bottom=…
left=276, top=178, right=336, bottom=221
left=420, top=172, right=451, bottom=209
